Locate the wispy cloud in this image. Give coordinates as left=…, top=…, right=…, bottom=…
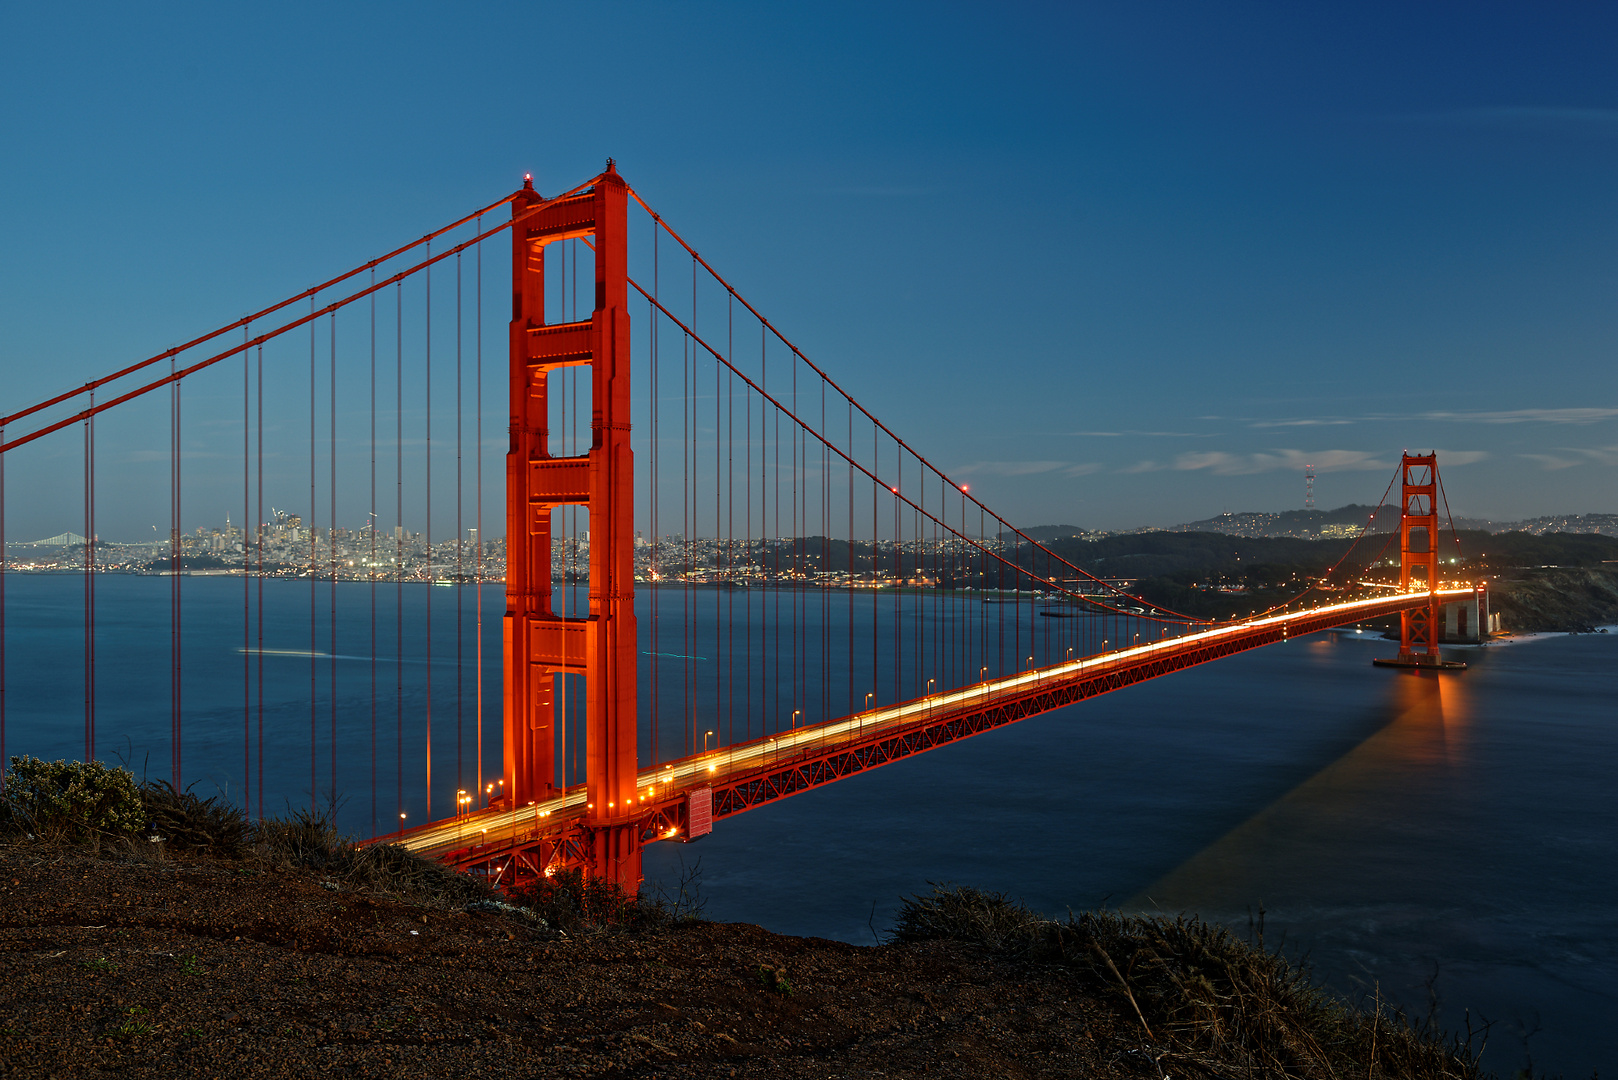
left=1068, top=430, right=1214, bottom=438
left=1422, top=408, right=1618, bottom=425
left=955, top=460, right=1074, bottom=477
left=1522, top=445, right=1618, bottom=469
left=1251, top=418, right=1354, bottom=428
left=953, top=460, right=1105, bottom=479
left=1168, top=448, right=1394, bottom=476
left=1519, top=453, right=1583, bottom=471
left=1249, top=407, right=1617, bottom=428
left=1575, top=445, right=1618, bottom=466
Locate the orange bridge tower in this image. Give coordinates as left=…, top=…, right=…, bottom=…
left=503, top=164, right=640, bottom=885
left=1373, top=452, right=1467, bottom=670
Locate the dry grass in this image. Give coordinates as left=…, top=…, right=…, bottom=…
left=893, top=883, right=1483, bottom=1080
left=140, top=780, right=252, bottom=857
left=253, top=808, right=493, bottom=908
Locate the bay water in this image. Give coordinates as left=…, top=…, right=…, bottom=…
left=4, top=575, right=1613, bottom=1076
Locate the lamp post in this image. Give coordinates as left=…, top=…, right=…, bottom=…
left=704, top=730, right=716, bottom=753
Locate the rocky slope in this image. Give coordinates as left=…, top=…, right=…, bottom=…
left=1489, top=567, right=1618, bottom=632
left=0, top=841, right=1132, bottom=1079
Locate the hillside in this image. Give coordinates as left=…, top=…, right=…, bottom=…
left=1028, top=530, right=1618, bottom=627
left=1028, top=507, right=1618, bottom=541
left=0, top=831, right=1484, bottom=1080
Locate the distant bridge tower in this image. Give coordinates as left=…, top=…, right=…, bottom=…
left=503, top=164, right=641, bottom=885
left=1392, top=452, right=1442, bottom=665
left=1304, top=464, right=1315, bottom=511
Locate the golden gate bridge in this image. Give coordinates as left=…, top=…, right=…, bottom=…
left=0, top=163, right=1482, bottom=890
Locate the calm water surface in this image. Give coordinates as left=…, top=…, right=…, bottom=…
left=5, top=576, right=1614, bottom=1076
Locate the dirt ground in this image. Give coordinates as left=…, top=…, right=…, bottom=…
left=0, top=841, right=1146, bottom=1079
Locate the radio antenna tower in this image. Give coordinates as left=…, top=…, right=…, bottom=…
left=1305, top=464, right=1316, bottom=511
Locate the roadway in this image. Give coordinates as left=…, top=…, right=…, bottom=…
left=394, top=587, right=1476, bottom=862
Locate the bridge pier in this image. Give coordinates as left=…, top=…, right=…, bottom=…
left=1440, top=586, right=1494, bottom=643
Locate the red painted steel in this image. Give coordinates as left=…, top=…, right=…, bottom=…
left=0, top=177, right=1489, bottom=899
left=1397, top=453, right=1441, bottom=663
left=503, top=165, right=641, bottom=886
left=418, top=590, right=1471, bottom=881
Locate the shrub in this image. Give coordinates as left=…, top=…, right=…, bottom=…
left=891, top=884, right=1482, bottom=1080
left=890, top=882, right=1043, bottom=949
left=256, top=807, right=491, bottom=906
left=140, top=780, right=251, bottom=856
left=255, top=807, right=348, bottom=870
left=509, top=867, right=668, bottom=933
left=3, top=756, right=146, bottom=841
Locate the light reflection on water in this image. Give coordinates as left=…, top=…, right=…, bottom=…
left=645, top=629, right=1618, bottom=1079
left=1136, top=664, right=1474, bottom=909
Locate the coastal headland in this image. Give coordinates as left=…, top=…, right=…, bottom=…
left=0, top=832, right=1476, bottom=1080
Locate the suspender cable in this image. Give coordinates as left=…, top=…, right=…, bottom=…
left=474, top=221, right=483, bottom=806
left=329, top=312, right=338, bottom=808
left=171, top=361, right=182, bottom=787
left=309, top=299, right=318, bottom=812
left=83, top=391, right=94, bottom=761
left=648, top=231, right=658, bottom=763
left=1, top=424, right=6, bottom=791
left=683, top=258, right=691, bottom=754
left=718, top=302, right=725, bottom=746
left=0, top=195, right=524, bottom=435
left=456, top=248, right=464, bottom=798
left=425, top=241, right=434, bottom=821
left=370, top=270, right=378, bottom=838
left=243, top=324, right=251, bottom=817
left=847, top=400, right=854, bottom=726
left=256, top=343, right=264, bottom=821
left=396, top=280, right=404, bottom=832
left=745, top=308, right=753, bottom=741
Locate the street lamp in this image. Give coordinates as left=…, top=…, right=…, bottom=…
left=864, top=692, right=874, bottom=711
left=397, top=811, right=406, bottom=840
left=791, top=709, right=802, bottom=730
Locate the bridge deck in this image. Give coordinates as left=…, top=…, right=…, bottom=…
left=392, top=589, right=1475, bottom=869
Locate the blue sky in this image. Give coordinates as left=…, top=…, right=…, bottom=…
left=3, top=1, right=1616, bottom=532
